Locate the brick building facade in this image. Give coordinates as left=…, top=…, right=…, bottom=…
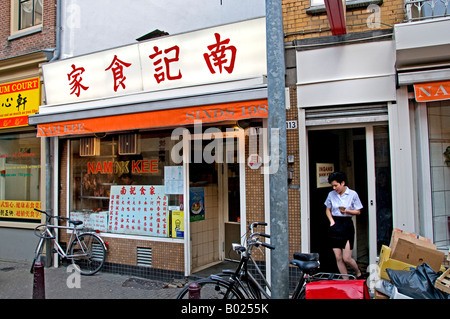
left=0, top=0, right=57, bottom=261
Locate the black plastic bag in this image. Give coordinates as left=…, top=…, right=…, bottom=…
left=387, top=263, right=449, bottom=299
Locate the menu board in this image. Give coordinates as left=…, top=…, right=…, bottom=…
left=70, top=211, right=108, bottom=232
left=108, top=185, right=168, bottom=237
left=164, top=166, right=184, bottom=194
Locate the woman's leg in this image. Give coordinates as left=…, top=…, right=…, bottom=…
left=342, top=241, right=361, bottom=277
left=332, top=248, right=348, bottom=275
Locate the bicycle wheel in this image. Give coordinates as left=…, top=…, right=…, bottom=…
left=69, top=233, right=105, bottom=275
left=177, top=278, right=244, bottom=299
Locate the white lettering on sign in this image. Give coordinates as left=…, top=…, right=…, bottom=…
left=286, top=120, right=297, bottom=129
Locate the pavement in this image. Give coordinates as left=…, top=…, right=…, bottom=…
left=0, top=259, right=187, bottom=299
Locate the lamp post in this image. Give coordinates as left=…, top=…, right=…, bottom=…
left=266, top=0, right=289, bottom=299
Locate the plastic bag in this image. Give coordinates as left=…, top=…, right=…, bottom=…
left=387, top=263, right=449, bottom=299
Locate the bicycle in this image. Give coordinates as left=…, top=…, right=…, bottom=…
left=31, top=208, right=108, bottom=276
left=177, top=222, right=274, bottom=299
left=177, top=222, right=354, bottom=299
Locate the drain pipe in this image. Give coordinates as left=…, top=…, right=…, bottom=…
left=50, top=0, right=61, bottom=62
left=44, top=0, right=61, bottom=267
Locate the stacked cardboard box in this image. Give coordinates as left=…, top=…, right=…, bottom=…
left=375, top=229, right=446, bottom=299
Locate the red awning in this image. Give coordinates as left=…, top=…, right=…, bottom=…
left=324, top=0, right=347, bottom=36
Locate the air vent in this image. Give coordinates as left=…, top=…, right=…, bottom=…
left=137, top=247, right=152, bottom=267
left=80, top=137, right=100, bottom=156
left=119, top=134, right=139, bottom=155
left=92, top=243, right=105, bottom=261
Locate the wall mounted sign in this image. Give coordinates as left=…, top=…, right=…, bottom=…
left=316, top=163, right=334, bottom=188
left=0, top=78, right=40, bottom=129
left=42, top=18, right=266, bottom=106
left=108, top=185, right=168, bottom=237
left=36, top=99, right=268, bottom=137
left=414, top=80, right=450, bottom=102
left=414, top=81, right=450, bottom=102
left=0, top=200, right=41, bottom=222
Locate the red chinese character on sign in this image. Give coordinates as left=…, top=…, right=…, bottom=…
left=67, top=64, right=89, bottom=97
left=105, top=55, right=132, bottom=92
left=203, top=33, right=237, bottom=74
left=149, top=45, right=182, bottom=84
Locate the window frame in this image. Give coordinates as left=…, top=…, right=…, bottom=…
left=10, top=0, right=43, bottom=39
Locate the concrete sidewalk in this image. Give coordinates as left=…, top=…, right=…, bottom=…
left=0, top=259, right=185, bottom=299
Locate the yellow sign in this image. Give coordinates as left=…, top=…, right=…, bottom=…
left=171, top=210, right=184, bottom=238
left=0, top=200, right=41, bottom=221
left=0, top=78, right=40, bottom=129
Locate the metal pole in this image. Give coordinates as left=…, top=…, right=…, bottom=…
left=266, top=0, right=289, bottom=299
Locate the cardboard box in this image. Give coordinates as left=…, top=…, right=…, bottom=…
left=379, top=257, right=416, bottom=280
left=390, top=228, right=436, bottom=252
left=378, top=245, right=391, bottom=267
left=391, top=238, right=445, bottom=272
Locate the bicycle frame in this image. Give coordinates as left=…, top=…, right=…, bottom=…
left=34, top=223, right=88, bottom=260
left=212, top=233, right=273, bottom=299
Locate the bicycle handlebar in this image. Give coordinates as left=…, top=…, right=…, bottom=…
left=259, top=242, right=275, bottom=250
left=248, top=222, right=267, bottom=230
left=34, top=208, right=70, bottom=223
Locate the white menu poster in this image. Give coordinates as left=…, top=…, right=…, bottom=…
left=70, top=211, right=108, bottom=232
left=164, top=166, right=184, bottom=194
left=108, top=185, right=168, bottom=237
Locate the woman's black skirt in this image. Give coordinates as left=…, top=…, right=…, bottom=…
left=328, top=216, right=355, bottom=250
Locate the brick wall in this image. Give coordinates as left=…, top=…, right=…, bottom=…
left=0, top=0, right=56, bottom=60
left=282, top=0, right=405, bottom=42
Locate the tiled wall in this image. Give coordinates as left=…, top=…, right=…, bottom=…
left=190, top=184, right=220, bottom=271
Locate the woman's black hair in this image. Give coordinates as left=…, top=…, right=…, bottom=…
left=328, top=171, right=347, bottom=184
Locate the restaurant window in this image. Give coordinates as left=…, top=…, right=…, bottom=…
left=0, top=132, right=41, bottom=222
left=69, top=131, right=184, bottom=238
left=428, top=102, right=450, bottom=250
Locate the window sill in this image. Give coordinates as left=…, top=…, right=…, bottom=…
left=306, top=0, right=383, bottom=15
left=8, top=25, right=42, bottom=41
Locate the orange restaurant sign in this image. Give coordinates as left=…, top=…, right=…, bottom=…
left=0, top=78, right=40, bottom=129
left=37, top=99, right=268, bottom=137
left=414, top=80, right=450, bottom=102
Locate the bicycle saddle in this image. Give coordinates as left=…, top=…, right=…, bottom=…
left=293, top=252, right=319, bottom=261
left=290, top=259, right=320, bottom=275
left=69, top=220, right=83, bottom=226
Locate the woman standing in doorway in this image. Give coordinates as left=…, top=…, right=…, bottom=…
left=325, top=171, right=363, bottom=278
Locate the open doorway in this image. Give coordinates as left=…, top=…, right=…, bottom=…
left=189, top=136, right=242, bottom=273
left=308, top=128, right=369, bottom=272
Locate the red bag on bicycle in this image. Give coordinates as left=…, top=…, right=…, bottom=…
left=305, top=279, right=370, bottom=299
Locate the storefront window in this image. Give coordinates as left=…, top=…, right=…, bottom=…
left=69, top=131, right=184, bottom=238
left=428, top=102, right=450, bottom=250
left=0, top=132, right=41, bottom=222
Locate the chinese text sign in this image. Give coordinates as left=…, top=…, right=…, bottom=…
left=0, top=78, right=40, bottom=129
left=42, top=18, right=266, bottom=105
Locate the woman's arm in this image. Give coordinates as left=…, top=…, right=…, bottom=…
left=344, top=208, right=361, bottom=215
left=326, top=207, right=335, bottom=226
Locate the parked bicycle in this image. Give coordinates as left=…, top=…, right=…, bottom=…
left=177, top=222, right=354, bottom=299
left=31, top=208, right=108, bottom=275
